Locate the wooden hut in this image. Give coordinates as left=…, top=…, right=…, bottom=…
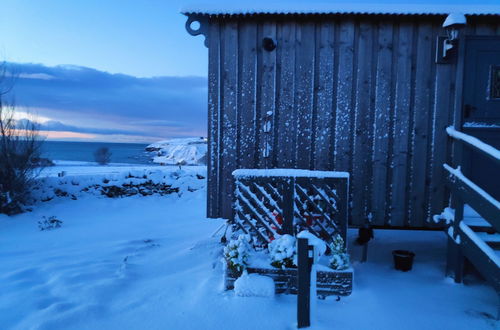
left=182, top=4, right=500, bottom=229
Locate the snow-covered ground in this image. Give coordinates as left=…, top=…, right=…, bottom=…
left=0, top=164, right=498, bottom=330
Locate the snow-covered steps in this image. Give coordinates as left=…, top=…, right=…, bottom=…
left=456, top=222, right=500, bottom=292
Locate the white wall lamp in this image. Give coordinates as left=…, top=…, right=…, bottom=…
left=436, top=13, right=467, bottom=64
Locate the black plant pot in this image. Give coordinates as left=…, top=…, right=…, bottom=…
left=392, top=250, right=415, bottom=272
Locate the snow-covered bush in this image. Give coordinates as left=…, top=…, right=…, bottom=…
left=329, top=234, right=350, bottom=270
left=38, top=216, right=63, bottom=231
left=94, top=147, right=111, bottom=165
left=268, top=234, right=297, bottom=269
left=224, top=234, right=252, bottom=275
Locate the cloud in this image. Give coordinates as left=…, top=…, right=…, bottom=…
left=17, top=118, right=146, bottom=136
left=4, top=62, right=207, bottom=141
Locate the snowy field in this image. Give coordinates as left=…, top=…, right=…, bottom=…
left=0, top=164, right=498, bottom=330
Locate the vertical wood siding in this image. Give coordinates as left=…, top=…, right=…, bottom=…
left=206, top=15, right=500, bottom=227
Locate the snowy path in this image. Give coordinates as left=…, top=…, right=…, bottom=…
left=0, top=182, right=498, bottom=329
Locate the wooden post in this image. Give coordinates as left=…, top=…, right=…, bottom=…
left=282, top=178, right=294, bottom=235
left=297, top=238, right=314, bottom=328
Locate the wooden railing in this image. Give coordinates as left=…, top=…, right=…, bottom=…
left=444, top=126, right=500, bottom=293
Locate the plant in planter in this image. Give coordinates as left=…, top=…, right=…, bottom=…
left=268, top=234, right=297, bottom=269
left=329, top=234, right=350, bottom=270
left=224, top=234, right=252, bottom=275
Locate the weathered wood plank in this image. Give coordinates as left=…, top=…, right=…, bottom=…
left=390, top=22, right=413, bottom=227
left=371, top=22, right=394, bottom=225
left=220, top=21, right=239, bottom=219
left=207, top=21, right=221, bottom=218
left=294, top=22, right=316, bottom=169
left=409, top=22, right=433, bottom=227
left=475, top=24, right=497, bottom=36
left=276, top=22, right=297, bottom=169
left=257, top=22, right=277, bottom=168
left=237, top=22, right=258, bottom=169
left=313, top=21, right=335, bottom=170
left=351, top=21, right=374, bottom=226
left=334, top=20, right=355, bottom=173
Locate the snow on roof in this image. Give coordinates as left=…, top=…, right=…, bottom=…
left=442, top=13, right=467, bottom=27
left=181, top=3, right=500, bottom=16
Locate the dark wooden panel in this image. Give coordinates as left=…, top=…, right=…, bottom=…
left=257, top=22, right=277, bottom=168
left=351, top=21, right=374, bottom=226
left=312, top=21, right=335, bottom=171
left=390, top=22, right=413, bottom=227
left=220, top=21, right=239, bottom=219
left=334, top=20, right=355, bottom=173
left=294, top=22, right=316, bottom=169
left=409, top=22, right=433, bottom=227
left=237, top=22, right=258, bottom=169
left=371, top=22, right=394, bottom=225
left=276, top=22, right=297, bottom=169
left=207, top=21, right=221, bottom=218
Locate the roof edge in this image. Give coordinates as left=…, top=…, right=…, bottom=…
left=180, top=3, right=500, bottom=16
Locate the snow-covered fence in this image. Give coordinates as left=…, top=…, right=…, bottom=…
left=444, top=127, right=500, bottom=299
left=232, top=169, right=349, bottom=246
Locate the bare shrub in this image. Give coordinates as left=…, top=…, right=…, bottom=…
left=94, top=147, right=112, bottom=165
left=0, top=64, right=45, bottom=214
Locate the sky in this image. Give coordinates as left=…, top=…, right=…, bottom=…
left=1, top=0, right=498, bottom=143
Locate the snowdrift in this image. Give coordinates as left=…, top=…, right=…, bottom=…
left=146, top=137, right=207, bottom=166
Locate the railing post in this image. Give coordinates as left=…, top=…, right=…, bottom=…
left=447, top=192, right=465, bottom=282
left=297, top=238, right=314, bottom=328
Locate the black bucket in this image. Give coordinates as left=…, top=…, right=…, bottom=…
left=392, top=250, right=415, bottom=272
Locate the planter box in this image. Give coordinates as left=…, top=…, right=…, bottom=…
left=225, top=266, right=353, bottom=298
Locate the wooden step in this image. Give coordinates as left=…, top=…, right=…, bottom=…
left=457, top=222, right=500, bottom=292
left=475, top=232, right=500, bottom=250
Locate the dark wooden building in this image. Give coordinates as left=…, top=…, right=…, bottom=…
left=183, top=5, right=500, bottom=228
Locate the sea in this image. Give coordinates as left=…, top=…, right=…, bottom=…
left=41, top=141, right=156, bottom=165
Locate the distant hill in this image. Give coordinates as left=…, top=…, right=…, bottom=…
left=146, top=137, right=207, bottom=165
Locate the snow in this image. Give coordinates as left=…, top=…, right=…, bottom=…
left=234, top=272, right=275, bottom=297
left=433, top=207, right=455, bottom=225
left=463, top=122, right=500, bottom=128
left=297, top=230, right=327, bottom=259
left=181, top=4, right=500, bottom=16
left=446, top=126, right=500, bottom=161
left=233, top=168, right=349, bottom=178
left=0, top=163, right=498, bottom=329
left=442, top=13, right=467, bottom=27
left=448, top=226, right=461, bottom=244
left=146, top=137, right=207, bottom=166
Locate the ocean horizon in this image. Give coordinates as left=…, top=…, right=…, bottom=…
left=41, top=141, right=156, bottom=165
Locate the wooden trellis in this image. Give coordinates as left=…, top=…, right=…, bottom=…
left=232, top=169, right=349, bottom=246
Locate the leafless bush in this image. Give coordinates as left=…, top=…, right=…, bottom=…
left=94, top=147, right=112, bottom=165
left=0, top=64, right=45, bottom=214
